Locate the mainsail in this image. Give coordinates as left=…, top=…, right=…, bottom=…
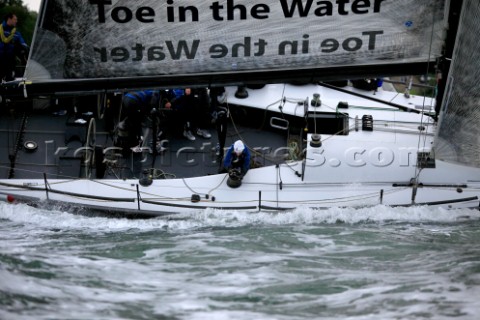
left=23, top=0, right=448, bottom=90
left=435, top=0, right=480, bottom=168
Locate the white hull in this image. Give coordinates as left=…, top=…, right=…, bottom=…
left=1, top=83, right=479, bottom=215
left=1, top=157, right=480, bottom=216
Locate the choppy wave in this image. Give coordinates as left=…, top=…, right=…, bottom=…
left=1, top=202, right=479, bottom=232
left=1, top=202, right=480, bottom=320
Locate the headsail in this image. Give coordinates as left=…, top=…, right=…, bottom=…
left=435, top=0, right=480, bottom=168
left=23, top=0, right=448, bottom=91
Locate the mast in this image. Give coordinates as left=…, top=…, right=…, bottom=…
left=435, top=0, right=463, bottom=116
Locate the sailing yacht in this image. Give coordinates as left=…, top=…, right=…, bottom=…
left=1, top=0, right=479, bottom=216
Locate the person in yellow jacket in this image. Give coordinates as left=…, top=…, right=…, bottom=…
left=1, top=13, right=29, bottom=82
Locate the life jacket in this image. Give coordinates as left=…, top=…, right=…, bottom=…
left=0, top=21, right=26, bottom=56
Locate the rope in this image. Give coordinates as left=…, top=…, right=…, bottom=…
left=226, top=98, right=279, bottom=165
left=208, top=173, right=229, bottom=194
left=151, top=168, right=176, bottom=179
left=288, top=140, right=299, bottom=161
left=179, top=172, right=229, bottom=198
left=413, top=6, right=438, bottom=182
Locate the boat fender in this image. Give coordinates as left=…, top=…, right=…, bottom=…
left=191, top=194, right=201, bottom=203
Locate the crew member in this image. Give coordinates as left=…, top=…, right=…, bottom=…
left=117, top=90, right=161, bottom=149
left=1, top=13, right=28, bottom=82
left=172, top=88, right=211, bottom=141
left=223, top=140, right=251, bottom=178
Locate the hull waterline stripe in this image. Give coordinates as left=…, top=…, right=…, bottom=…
left=141, top=198, right=257, bottom=210
left=391, top=196, right=478, bottom=207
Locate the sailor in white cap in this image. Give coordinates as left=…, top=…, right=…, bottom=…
left=222, top=140, right=251, bottom=178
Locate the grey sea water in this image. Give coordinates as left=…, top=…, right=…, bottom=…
left=1, top=203, right=480, bottom=320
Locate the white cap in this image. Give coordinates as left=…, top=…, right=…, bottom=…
left=233, top=140, right=245, bottom=153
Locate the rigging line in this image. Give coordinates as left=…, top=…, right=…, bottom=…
left=227, top=111, right=290, bottom=169
left=277, top=164, right=283, bottom=193
left=279, top=160, right=302, bottom=175
left=279, top=83, right=287, bottom=120
left=5, top=107, right=13, bottom=166
left=319, top=82, right=423, bottom=114
left=8, top=111, right=28, bottom=179
left=217, top=98, right=250, bottom=158
left=278, top=98, right=286, bottom=120
left=226, top=98, right=247, bottom=145
left=317, top=124, right=357, bottom=144
left=415, top=4, right=438, bottom=181
left=227, top=102, right=283, bottom=166
left=388, top=90, right=401, bottom=103
left=347, top=105, right=398, bottom=112
left=84, top=118, right=97, bottom=179
left=273, top=166, right=280, bottom=207
left=262, top=189, right=398, bottom=205
left=281, top=83, right=287, bottom=99
left=284, top=97, right=307, bottom=117
left=312, top=95, right=319, bottom=134
left=320, top=101, right=348, bottom=115
left=208, top=173, right=229, bottom=195
left=88, top=179, right=180, bottom=201
left=181, top=177, right=205, bottom=196
left=118, top=91, right=125, bottom=125
left=151, top=168, right=176, bottom=179
left=109, top=90, right=126, bottom=143
left=89, top=179, right=180, bottom=200
left=322, top=100, right=405, bottom=115
left=255, top=98, right=284, bottom=130
left=285, top=98, right=305, bottom=116
left=0, top=164, right=81, bottom=180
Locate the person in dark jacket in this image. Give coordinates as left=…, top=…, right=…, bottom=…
left=223, top=140, right=251, bottom=178
left=117, top=90, right=162, bottom=149
left=1, top=13, right=28, bottom=82
left=172, top=88, right=211, bottom=141
left=210, top=86, right=228, bottom=158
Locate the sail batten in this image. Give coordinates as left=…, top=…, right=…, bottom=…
left=23, top=0, right=447, bottom=88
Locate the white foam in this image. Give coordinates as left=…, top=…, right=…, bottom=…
left=1, top=203, right=479, bottom=232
